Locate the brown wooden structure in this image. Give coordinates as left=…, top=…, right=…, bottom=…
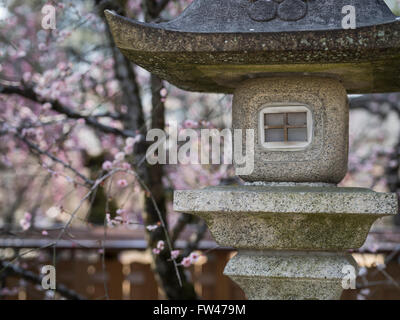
left=0, top=227, right=399, bottom=300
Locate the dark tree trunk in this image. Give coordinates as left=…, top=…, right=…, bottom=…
left=143, top=74, right=198, bottom=299
left=99, top=0, right=198, bottom=299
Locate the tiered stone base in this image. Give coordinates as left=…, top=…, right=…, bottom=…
left=174, top=185, right=396, bottom=250
left=174, top=185, right=397, bottom=300
left=224, top=250, right=356, bottom=300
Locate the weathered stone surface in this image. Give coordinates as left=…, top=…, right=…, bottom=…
left=248, top=1, right=278, bottom=22
left=277, top=0, right=307, bottom=21
left=224, top=250, right=357, bottom=300
left=233, top=77, right=348, bottom=183
left=173, top=185, right=398, bottom=250
left=104, top=3, right=400, bottom=94
left=129, top=0, right=396, bottom=33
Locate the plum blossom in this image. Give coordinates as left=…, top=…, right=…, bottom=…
left=200, top=120, right=212, bottom=128
left=157, top=240, right=165, bottom=251
left=114, top=152, right=125, bottom=162
left=183, top=119, right=198, bottom=129
left=160, top=88, right=168, bottom=97
left=124, top=145, right=133, bottom=154
left=19, top=212, right=32, bottom=231
left=106, top=213, right=114, bottom=227
left=181, top=257, right=192, bottom=268
left=189, top=252, right=200, bottom=263
left=152, top=248, right=161, bottom=255
left=121, top=162, right=131, bottom=170
left=117, top=179, right=128, bottom=188
left=171, top=250, right=180, bottom=260
left=20, top=221, right=31, bottom=231
left=22, top=72, right=32, bottom=82
left=146, top=224, right=159, bottom=231
left=46, top=206, right=61, bottom=219
left=116, top=209, right=125, bottom=215
left=42, top=102, right=52, bottom=110
left=17, top=50, right=26, bottom=58
left=180, top=251, right=201, bottom=267
left=102, top=160, right=113, bottom=171
left=38, top=43, right=47, bottom=51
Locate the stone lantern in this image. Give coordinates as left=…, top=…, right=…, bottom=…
left=106, top=0, right=399, bottom=299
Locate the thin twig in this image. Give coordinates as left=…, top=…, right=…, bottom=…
left=15, top=131, right=93, bottom=186
left=125, top=169, right=183, bottom=287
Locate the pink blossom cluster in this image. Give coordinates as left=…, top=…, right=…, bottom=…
left=19, top=212, right=32, bottom=231
left=152, top=240, right=165, bottom=255
left=106, top=209, right=137, bottom=228
left=181, top=252, right=200, bottom=268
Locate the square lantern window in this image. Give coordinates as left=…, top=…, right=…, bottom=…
left=259, top=105, right=312, bottom=150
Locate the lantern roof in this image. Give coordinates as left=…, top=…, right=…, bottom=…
left=105, top=0, right=400, bottom=94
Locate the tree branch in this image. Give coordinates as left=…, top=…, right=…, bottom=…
left=15, top=131, right=94, bottom=186
left=0, top=85, right=138, bottom=138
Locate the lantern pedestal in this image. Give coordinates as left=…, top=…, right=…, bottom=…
left=224, top=250, right=355, bottom=300
left=174, top=185, right=397, bottom=299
